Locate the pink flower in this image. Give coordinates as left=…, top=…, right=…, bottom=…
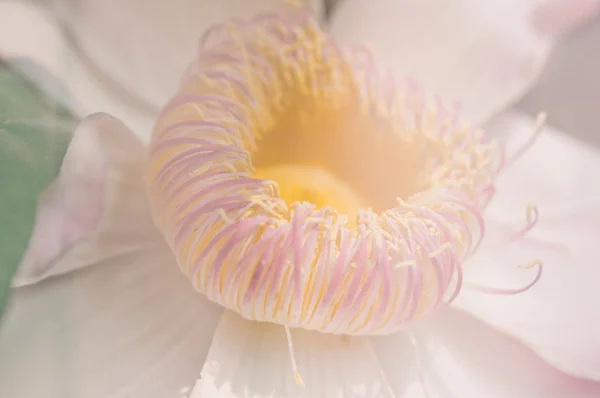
left=2, top=1, right=600, bottom=397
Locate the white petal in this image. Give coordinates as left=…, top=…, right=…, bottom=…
left=1, top=114, right=223, bottom=396
left=44, top=0, right=324, bottom=114
left=0, top=2, right=155, bottom=135
left=369, top=334, right=427, bottom=398
left=376, top=308, right=600, bottom=398
left=328, top=0, right=557, bottom=125
left=1, top=113, right=223, bottom=397
left=189, top=311, right=395, bottom=398
left=454, top=111, right=600, bottom=381
left=0, top=238, right=222, bottom=398
left=14, top=113, right=151, bottom=286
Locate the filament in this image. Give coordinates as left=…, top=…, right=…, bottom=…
left=284, top=326, right=304, bottom=387
left=502, top=111, right=547, bottom=168
left=465, top=260, right=543, bottom=296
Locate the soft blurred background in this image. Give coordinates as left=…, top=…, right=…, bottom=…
left=519, top=14, right=600, bottom=147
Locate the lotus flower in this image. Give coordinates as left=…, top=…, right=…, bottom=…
left=1, top=1, right=600, bottom=398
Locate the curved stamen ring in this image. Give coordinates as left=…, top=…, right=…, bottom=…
left=147, top=13, right=501, bottom=336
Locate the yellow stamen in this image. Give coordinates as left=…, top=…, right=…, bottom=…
left=254, top=164, right=368, bottom=227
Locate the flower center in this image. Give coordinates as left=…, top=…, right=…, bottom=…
left=254, top=165, right=367, bottom=226
left=147, top=13, right=500, bottom=336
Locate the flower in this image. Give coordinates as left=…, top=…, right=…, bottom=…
left=2, top=1, right=600, bottom=398
left=148, top=12, right=508, bottom=337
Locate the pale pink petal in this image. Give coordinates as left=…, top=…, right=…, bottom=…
left=14, top=113, right=151, bottom=285
left=373, top=308, right=600, bottom=398
left=189, top=311, right=395, bottom=397
left=533, top=0, right=600, bottom=36
left=328, top=0, right=559, bottom=125
left=0, top=2, right=155, bottom=135
left=0, top=114, right=223, bottom=397
left=45, top=0, right=324, bottom=115
left=454, top=111, right=600, bottom=381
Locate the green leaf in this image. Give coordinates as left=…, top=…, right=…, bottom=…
left=0, top=61, right=77, bottom=318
